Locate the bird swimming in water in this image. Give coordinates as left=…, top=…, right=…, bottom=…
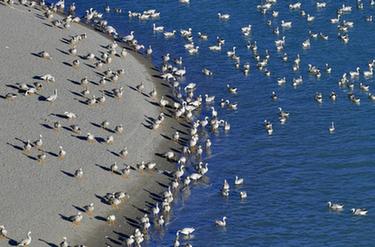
left=327, top=201, right=343, bottom=211
left=351, top=208, right=368, bottom=216
left=215, top=216, right=227, bottom=227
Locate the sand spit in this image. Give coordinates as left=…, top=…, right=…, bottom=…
left=0, top=2, right=188, bottom=246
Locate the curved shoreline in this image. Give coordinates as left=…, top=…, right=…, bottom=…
left=0, top=2, right=188, bottom=246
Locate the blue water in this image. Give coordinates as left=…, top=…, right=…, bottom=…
left=65, top=0, right=375, bottom=246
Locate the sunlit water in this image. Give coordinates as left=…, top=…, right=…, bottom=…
left=65, top=0, right=375, bottom=246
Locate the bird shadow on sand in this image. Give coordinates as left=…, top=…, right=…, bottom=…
left=38, top=238, right=58, bottom=247
left=7, top=238, right=18, bottom=246
left=84, top=63, right=96, bottom=69
left=38, top=95, right=48, bottom=101
left=107, top=149, right=120, bottom=158
left=90, top=122, right=102, bottom=128
left=95, top=194, right=110, bottom=205
left=22, top=153, right=37, bottom=161
left=95, top=164, right=111, bottom=172
left=58, top=213, right=72, bottom=222
left=113, top=230, right=130, bottom=240
left=30, top=52, right=43, bottom=58
left=60, top=38, right=70, bottom=45
left=5, top=84, right=20, bottom=91
left=144, top=189, right=163, bottom=202
left=94, top=216, right=107, bottom=222
left=106, top=237, right=122, bottom=245
left=6, top=142, right=23, bottom=152
left=61, top=170, right=75, bottom=178
left=124, top=216, right=140, bottom=228
left=145, top=98, right=160, bottom=107
left=56, top=48, right=69, bottom=56
left=103, top=90, right=115, bottom=98
left=49, top=113, right=70, bottom=119
left=42, top=22, right=53, bottom=28
left=40, top=123, right=53, bottom=130
left=132, top=204, right=149, bottom=214
left=67, top=79, right=81, bottom=85
left=72, top=205, right=86, bottom=213
left=62, top=61, right=72, bottom=67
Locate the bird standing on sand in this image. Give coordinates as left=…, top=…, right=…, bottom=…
left=71, top=212, right=83, bottom=225
left=56, top=146, right=65, bottom=160
left=110, top=162, right=118, bottom=174
left=23, top=140, right=32, bottom=153
left=87, top=133, right=95, bottom=143
left=115, top=124, right=124, bottom=134
left=37, top=152, right=47, bottom=163
left=126, top=235, right=135, bottom=247
left=120, top=147, right=128, bottom=159
left=84, top=203, right=94, bottom=215
left=0, top=225, right=7, bottom=239
left=38, top=51, right=52, bottom=60
left=17, top=231, right=31, bottom=246
left=34, top=134, right=43, bottom=148
left=74, top=168, right=83, bottom=178
left=153, top=203, right=160, bottom=215
left=107, top=215, right=116, bottom=225
left=59, top=237, right=69, bottom=247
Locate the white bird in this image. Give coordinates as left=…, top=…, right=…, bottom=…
left=329, top=122, right=335, bottom=134
left=178, top=227, right=195, bottom=237
left=327, top=201, right=343, bottom=211
left=41, top=74, right=55, bottom=82
left=215, top=216, right=227, bottom=227
left=107, top=215, right=116, bottom=224
left=58, top=146, right=66, bottom=159
left=46, top=89, right=58, bottom=102
left=59, top=237, right=69, bottom=247
left=84, top=203, right=94, bottom=215
left=17, top=231, right=31, bottom=246
left=153, top=203, right=160, bottom=215
left=240, top=191, right=247, bottom=199
left=164, top=30, right=176, bottom=38
left=74, top=168, right=83, bottom=178
left=351, top=208, right=368, bottom=216
left=0, top=225, right=7, bottom=238
left=218, top=13, right=230, bottom=20
left=126, top=235, right=135, bottom=247
left=235, top=176, right=244, bottom=185
left=64, top=111, right=77, bottom=119
left=153, top=23, right=164, bottom=32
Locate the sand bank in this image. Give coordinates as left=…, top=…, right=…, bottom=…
left=0, top=2, right=187, bottom=246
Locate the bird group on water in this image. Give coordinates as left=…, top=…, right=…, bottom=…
left=1, top=0, right=373, bottom=246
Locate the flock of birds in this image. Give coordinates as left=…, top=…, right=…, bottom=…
left=0, top=0, right=373, bottom=246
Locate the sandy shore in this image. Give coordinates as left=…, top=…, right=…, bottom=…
left=0, top=2, right=188, bottom=246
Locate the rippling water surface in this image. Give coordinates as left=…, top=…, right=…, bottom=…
left=66, top=0, right=375, bottom=246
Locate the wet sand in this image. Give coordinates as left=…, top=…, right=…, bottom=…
left=0, top=2, right=188, bottom=246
